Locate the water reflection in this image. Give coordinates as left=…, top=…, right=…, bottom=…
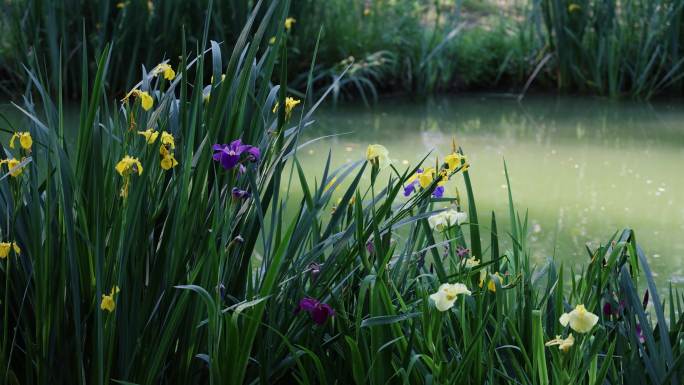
left=303, top=95, right=684, bottom=287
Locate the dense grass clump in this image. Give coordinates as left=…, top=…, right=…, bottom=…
left=1, top=1, right=684, bottom=384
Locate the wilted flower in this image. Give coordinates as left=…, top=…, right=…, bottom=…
left=428, top=208, right=467, bottom=232
left=308, top=263, right=321, bottom=282
left=231, top=187, right=251, bottom=200
left=545, top=334, right=574, bottom=352
left=559, top=304, right=599, bottom=333
left=366, top=144, right=390, bottom=169
left=429, top=283, right=471, bottom=311
left=463, top=257, right=479, bottom=269
left=212, top=139, right=260, bottom=170
left=456, top=245, right=470, bottom=258
left=9, top=132, right=32, bottom=150
left=636, top=324, right=645, bottom=343
left=296, top=297, right=334, bottom=324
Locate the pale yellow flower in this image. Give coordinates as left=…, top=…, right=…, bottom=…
left=429, top=283, right=471, bottom=311
left=463, top=257, right=480, bottom=269
left=366, top=144, right=390, bottom=169
left=153, top=63, right=176, bottom=80
left=427, top=208, right=467, bottom=232
left=559, top=304, right=599, bottom=333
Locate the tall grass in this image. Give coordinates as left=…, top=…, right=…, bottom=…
left=1, top=0, right=684, bottom=384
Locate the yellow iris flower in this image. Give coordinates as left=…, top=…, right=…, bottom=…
left=115, top=155, right=143, bottom=177
left=153, top=63, right=176, bottom=80
left=160, top=154, right=179, bottom=170
left=1, top=158, right=25, bottom=177
left=0, top=242, right=20, bottom=259
left=123, top=89, right=154, bottom=111
left=138, top=129, right=159, bottom=144
left=100, top=286, right=121, bottom=312
left=9, top=132, right=33, bottom=150
left=444, top=152, right=463, bottom=170
left=285, top=17, right=296, bottom=30
left=479, top=271, right=504, bottom=292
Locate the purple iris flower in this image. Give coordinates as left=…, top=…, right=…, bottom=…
left=231, top=187, right=251, bottom=200
left=403, top=169, right=423, bottom=197
left=296, top=297, right=334, bottom=325
left=432, top=185, right=445, bottom=198
left=403, top=181, right=417, bottom=197
left=212, top=139, right=260, bottom=170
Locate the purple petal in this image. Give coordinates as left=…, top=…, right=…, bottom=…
left=229, top=139, right=248, bottom=154
left=297, top=297, right=319, bottom=313
left=310, top=303, right=334, bottom=325
left=238, top=164, right=247, bottom=175
left=212, top=144, right=226, bottom=151
left=603, top=302, right=613, bottom=316
left=231, top=187, right=251, bottom=199
left=220, top=153, right=241, bottom=170
left=245, top=146, right=261, bottom=162
left=403, top=182, right=416, bottom=197
left=432, top=185, right=445, bottom=198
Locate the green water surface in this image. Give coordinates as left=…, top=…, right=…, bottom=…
left=297, top=95, right=684, bottom=286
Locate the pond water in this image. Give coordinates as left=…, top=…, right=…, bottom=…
left=299, top=95, right=684, bottom=287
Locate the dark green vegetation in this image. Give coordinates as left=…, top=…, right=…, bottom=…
left=4, top=0, right=684, bottom=100
left=1, top=0, right=683, bottom=384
